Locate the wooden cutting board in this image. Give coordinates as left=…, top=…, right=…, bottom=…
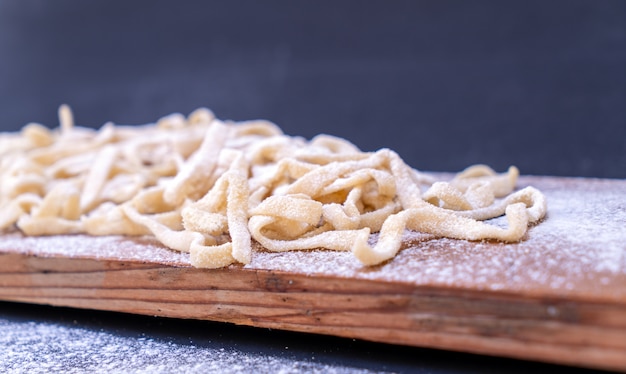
left=0, top=176, right=625, bottom=371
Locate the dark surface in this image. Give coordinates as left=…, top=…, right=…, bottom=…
left=0, top=302, right=607, bottom=373
left=0, top=0, right=624, bottom=178
left=0, top=1, right=623, bottom=372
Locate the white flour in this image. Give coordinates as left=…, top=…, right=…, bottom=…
left=0, top=318, right=384, bottom=374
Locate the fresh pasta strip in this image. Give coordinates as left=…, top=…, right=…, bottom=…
left=0, top=106, right=547, bottom=268
left=353, top=202, right=530, bottom=266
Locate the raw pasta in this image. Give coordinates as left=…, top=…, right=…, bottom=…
left=0, top=106, right=547, bottom=268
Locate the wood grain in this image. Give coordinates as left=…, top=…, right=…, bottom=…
left=0, top=176, right=625, bottom=371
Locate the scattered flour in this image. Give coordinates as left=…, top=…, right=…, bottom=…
left=0, top=318, right=382, bottom=374
left=0, top=234, right=191, bottom=266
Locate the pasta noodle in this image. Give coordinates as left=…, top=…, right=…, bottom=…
left=0, top=106, right=547, bottom=268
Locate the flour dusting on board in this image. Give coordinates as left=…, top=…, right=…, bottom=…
left=0, top=177, right=625, bottom=301
left=0, top=233, right=190, bottom=266
left=245, top=177, right=626, bottom=300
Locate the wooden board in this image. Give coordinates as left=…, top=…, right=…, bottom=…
left=0, top=176, right=625, bottom=371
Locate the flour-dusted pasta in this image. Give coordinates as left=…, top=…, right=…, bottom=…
left=0, top=106, right=547, bottom=268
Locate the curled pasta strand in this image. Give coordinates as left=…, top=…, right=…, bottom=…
left=232, top=119, right=283, bottom=138
left=423, top=180, right=497, bottom=211
left=248, top=158, right=317, bottom=198
left=122, top=199, right=204, bottom=254
left=308, top=134, right=362, bottom=155
left=189, top=239, right=236, bottom=269
left=321, top=187, right=363, bottom=230
left=35, top=183, right=81, bottom=220
left=187, top=107, right=215, bottom=125
left=14, top=183, right=83, bottom=235
left=286, top=150, right=388, bottom=197
left=454, top=186, right=546, bottom=223
left=22, top=123, right=54, bottom=147
left=386, top=150, right=424, bottom=209
left=181, top=152, right=252, bottom=266
left=249, top=213, right=371, bottom=253
left=0, top=194, right=41, bottom=230
left=451, top=165, right=519, bottom=197
left=353, top=202, right=530, bottom=266
left=423, top=182, right=473, bottom=210
left=163, top=120, right=230, bottom=205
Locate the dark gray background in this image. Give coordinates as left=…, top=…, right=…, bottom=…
left=0, top=0, right=624, bottom=178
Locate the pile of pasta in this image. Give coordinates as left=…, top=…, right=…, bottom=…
left=0, top=106, right=546, bottom=268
